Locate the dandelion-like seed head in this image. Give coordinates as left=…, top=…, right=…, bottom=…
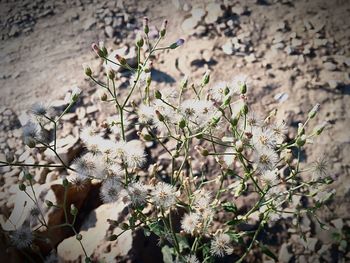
left=151, top=182, right=177, bottom=209
left=183, top=254, right=200, bottom=263
left=100, top=177, right=123, bottom=203
left=127, top=181, right=148, bottom=206
left=261, top=169, right=279, bottom=186
left=181, top=213, right=201, bottom=234
left=73, top=153, right=106, bottom=179
left=10, top=226, right=34, bottom=249
left=312, top=156, right=328, bottom=180
left=210, top=232, right=233, bottom=257
left=254, top=146, right=279, bottom=172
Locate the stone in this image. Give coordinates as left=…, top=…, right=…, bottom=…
left=44, top=135, right=81, bottom=164
left=331, top=218, right=344, bottom=230
left=323, top=62, right=337, bottom=71
left=8, top=25, right=20, bottom=37
left=327, top=79, right=340, bottom=89
left=181, top=17, right=199, bottom=33
left=105, top=25, right=114, bottom=38
left=57, top=202, right=131, bottom=262
left=84, top=17, right=96, bottom=31
left=231, top=5, right=246, bottom=15
left=278, top=243, right=293, bottom=263
left=104, top=16, right=113, bottom=26
left=222, top=41, right=234, bottom=55
left=205, top=3, right=223, bottom=24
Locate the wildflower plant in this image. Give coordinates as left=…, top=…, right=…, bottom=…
left=0, top=17, right=333, bottom=263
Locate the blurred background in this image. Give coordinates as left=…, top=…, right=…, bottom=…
left=0, top=0, right=349, bottom=262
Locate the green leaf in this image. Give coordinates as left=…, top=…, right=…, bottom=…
left=149, top=221, right=163, bottom=236
left=176, top=234, right=190, bottom=252
left=260, top=244, right=278, bottom=261
left=162, top=245, right=174, bottom=263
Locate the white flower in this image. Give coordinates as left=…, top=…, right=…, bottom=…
left=271, top=120, right=288, bottom=143
left=71, top=86, right=81, bottom=101
left=138, top=104, right=155, bottom=124
left=181, top=213, right=200, bottom=234
left=22, top=120, right=42, bottom=146
left=241, top=111, right=263, bottom=130
left=124, top=140, right=146, bottom=168
left=210, top=233, right=233, bottom=257
left=106, top=164, right=123, bottom=178
left=73, top=153, right=106, bottom=179
left=114, top=140, right=127, bottom=159
left=100, top=177, right=123, bottom=203
left=80, top=126, right=99, bottom=144
left=312, top=156, right=328, bottom=181
left=251, top=127, right=277, bottom=149
left=208, top=81, right=229, bottom=102
left=261, top=169, right=279, bottom=186
left=31, top=102, right=53, bottom=117
left=253, top=146, right=279, bottom=172
left=183, top=255, right=200, bottom=263
left=127, top=181, right=148, bottom=206
left=10, top=226, right=34, bottom=249
left=151, top=182, right=178, bottom=209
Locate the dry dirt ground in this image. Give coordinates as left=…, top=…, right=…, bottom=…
left=0, top=0, right=350, bottom=262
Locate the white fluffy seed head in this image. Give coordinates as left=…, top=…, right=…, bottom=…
left=10, top=226, right=34, bottom=249
left=210, top=233, right=233, bottom=257
left=151, top=182, right=177, bottom=209
left=253, top=146, right=279, bottom=172
left=73, top=153, right=106, bottom=179
left=127, top=181, right=148, bottom=206
left=181, top=213, right=201, bottom=234
left=100, top=177, right=123, bottom=203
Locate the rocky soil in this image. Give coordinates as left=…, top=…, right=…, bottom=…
left=0, top=0, right=349, bottom=262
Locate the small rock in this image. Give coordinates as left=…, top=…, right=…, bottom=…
left=323, top=62, right=337, bottom=71
left=331, top=218, right=344, bottom=230
left=181, top=17, right=199, bottom=33
left=105, top=25, right=114, bottom=38
left=327, top=79, right=340, bottom=89
left=222, top=41, right=234, bottom=55
left=231, top=5, right=246, bottom=15
left=279, top=243, right=293, bottom=263
left=84, top=18, right=96, bottom=30
left=104, top=16, right=113, bottom=26
left=8, top=25, right=20, bottom=37
left=205, top=3, right=223, bottom=24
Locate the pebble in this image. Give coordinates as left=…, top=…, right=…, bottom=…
left=84, top=17, right=96, bottom=31
left=222, top=41, right=234, bottom=55
left=279, top=243, right=293, bottom=263
left=323, top=62, right=337, bottom=71
left=231, top=6, right=245, bottom=15
left=205, top=3, right=223, bottom=24
left=105, top=25, right=114, bottom=38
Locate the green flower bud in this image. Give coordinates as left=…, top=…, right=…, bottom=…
left=45, top=200, right=53, bottom=207
left=155, top=110, right=164, bottom=122
left=82, top=63, right=92, bottom=77
left=76, top=234, right=83, bottom=241
left=235, top=140, right=244, bottom=152
left=154, top=90, right=162, bottom=99
left=136, top=32, right=144, bottom=47
left=108, top=69, right=115, bottom=80
left=241, top=104, right=248, bottom=115
left=178, top=119, right=186, bottom=129
left=296, top=135, right=306, bottom=147
left=240, top=83, right=247, bottom=94
left=19, top=183, right=26, bottom=191
left=230, top=117, right=239, bottom=127
left=62, top=178, right=69, bottom=187
left=202, top=70, right=210, bottom=85
left=100, top=92, right=108, bottom=101
left=120, top=223, right=129, bottom=230
left=115, top=54, right=127, bottom=65
left=70, top=204, right=78, bottom=216
left=24, top=172, right=33, bottom=181
left=5, top=152, right=14, bottom=163
left=143, top=17, right=149, bottom=34
left=107, top=234, right=118, bottom=241
left=160, top=19, right=168, bottom=37
left=308, top=103, right=320, bottom=119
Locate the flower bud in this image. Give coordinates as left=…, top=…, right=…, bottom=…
left=71, top=87, right=81, bottom=102
left=169, top=38, right=185, bottom=49
left=195, top=146, right=209, bottom=157
left=160, top=19, right=168, bottom=37
left=24, top=172, right=33, bottom=181
left=19, top=183, right=26, bottom=191
left=297, top=123, right=305, bottom=136
left=45, top=200, right=53, bottom=207
left=202, top=70, right=210, bottom=85
left=70, top=204, right=78, bottom=216
left=155, top=110, right=164, bottom=122
left=5, top=152, right=14, bottom=163
left=223, top=95, right=231, bottom=106
left=62, top=178, right=69, bottom=187
left=115, top=54, right=127, bottom=65
left=82, top=63, right=92, bottom=77
left=99, top=41, right=108, bottom=57
left=100, top=92, right=108, bottom=101
left=240, top=83, right=247, bottom=94
left=235, top=140, right=244, bottom=152
left=136, top=32, right=144, bottom=47
left=178, top=119, right=186, bottom=129
left=308, top=103, right=320, bottom=119
left=143, top=17, right=149, bottom=34
left=91, top=43, right=104, bottom=57
left=154, top=90, right=162, bottom=99
left=76, top=234, right=83, bottom=241
left=108, top=69, right=115, bottom=80
left=230, top=117, right=239, bottom=127
left=120, top=223, right=129, bottom=230
left=282, top=149, right=293, bottom=164
left=107, top=234, right=118, bottom=241
left=314, top=121, right=328, bottom=135
left=25, top=136, right=36, bottom=148
left=180, top=75, right=188, bottom=90
left=241, top=104, right=249, bottom=115
left=296, top=135, right=306, bottom=147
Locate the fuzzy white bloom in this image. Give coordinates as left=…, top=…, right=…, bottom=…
left=22, top=120, right=42, bottom=147
left=253, top=146, right=279, bottom=172
left=84, top=135, right=110, bottom=154
left=210, top=233, right=233, bottom=257
left=180, top=99, right=216, bottom=130
left=183, top=255, right=200, bottom=263
left=114, top=140, right=127, bottom=159
left=181, top=213, right=200, bottom=234
left=193, top=189, right=212, bottom=209
left=138, top=104, right=155, bottom=124
left=242, top=111, right=263, bottom=130
left=31, top=102, right=52, bottom=117
left=311, top=156, right=328, bottom=181
left=251, top=127, right=277, bottom=149
left=271, top=120, right=288, bottom=143
left=70, top=86, right=81, bottom=101
left=124, top=140, right=146, bottom=168
left=73, top=153, right=106, bottom=179
left=261, top=169, right=279, bottom=186
left=208, top=81, right=229, bottom=102
left=106, top=164, right=123, bottom=178
left=80, top=126, right=99, bottom=144
left=100, top=177, right=123, bottom=203
left=127, top=181, right=148, bottom=206
left=223, top=149, right=235, bottom=167
left=10, top=226, right=34, bottom=249
left=151, top=182, right=178, bottom=209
